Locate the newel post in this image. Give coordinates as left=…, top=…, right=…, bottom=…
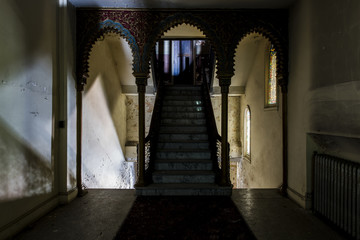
left=219, top=74, right=232, bottom=186
left=134, top=73, right=148, bottom=187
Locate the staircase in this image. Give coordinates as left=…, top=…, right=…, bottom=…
left=136, top=85, right=232, bottom=196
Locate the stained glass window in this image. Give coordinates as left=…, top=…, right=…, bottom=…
left=267, top=45, right=277, bottom=106
left=244, top=106, right=251, bottom=158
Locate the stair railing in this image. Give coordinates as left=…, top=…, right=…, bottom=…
left=140, top=80, right=164, bottom=185
left=201, top=79, right=230, bottom=184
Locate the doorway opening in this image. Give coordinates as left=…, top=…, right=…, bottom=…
left=153, top=39, right=215, bottom=86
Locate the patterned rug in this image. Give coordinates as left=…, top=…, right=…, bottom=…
left=114, top=196, right=256, bottom=240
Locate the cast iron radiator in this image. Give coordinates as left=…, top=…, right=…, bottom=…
left=313, top=153, right=360, bottom=239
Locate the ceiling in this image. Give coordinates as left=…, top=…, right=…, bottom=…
left=69, top=0, right=296, bottom=9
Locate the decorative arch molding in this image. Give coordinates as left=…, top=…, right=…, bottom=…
left=237, top=25, right=288, bottom=92
left=77, top=9, right=288, bottom=88
left=76, top=18, right=140, bottom=89
left=141, top=12, right=225, bottom=76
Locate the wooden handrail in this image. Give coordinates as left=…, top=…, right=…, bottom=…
left=201, top=79, right=224, bottom=181
left=142, top=80, right=164, bottom=183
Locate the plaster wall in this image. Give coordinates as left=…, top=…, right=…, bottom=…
left=83, top=34, right=135, bottom=189
left=65, top=3, right=77, bottom=191
left=125, top=95, right=155, bottom=143
left=238, top=38, right=283, bottom=188
left=288, top=0, right=360, bottom=207
left=0, top=0, right=58, bottom=237
left=211, top=96, right=242, bottom=159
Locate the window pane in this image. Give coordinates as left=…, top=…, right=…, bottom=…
left=244, top=107, right=250, bottom=157
left=268, top=45, right=277, bottom=105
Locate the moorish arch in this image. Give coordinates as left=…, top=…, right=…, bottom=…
left=237, top=27, right=288, bottom=91
left=76, top=19, right=140, bottom=90
left=141, top=12, right=226, bottom=77
left=234, top=25, right=289, bottom=192
left=76, top=10, right=289, bottom=86
left=75, top=9, right=289, bottom=191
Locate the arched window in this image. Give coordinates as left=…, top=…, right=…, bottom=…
left=244, top=106, right=251, bottom=160
left=265, top=44, right=277, bottom=107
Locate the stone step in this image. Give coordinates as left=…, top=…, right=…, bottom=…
left=164, top=86, right=201, bottom=91
left=164, top=88, right=202, bottom=94
left=152, top=170, right=215, bottom=184
left=163, top=95, right=202, bottom=101
left=156, top=150, right=211, bottom=160
left=161, top=111, right=205, bottom=119
left=157, top=141, right=209, bottom=150
left=136, top=183, right=232, bottom=196
left=155, top=159, right=213, bottom=171
left=159, top=125, right=207, bottom=134
left=162, top=105, right=204, bottom=112
left=158, top=133, right=208, bottom=141
left=162, top=100, right=203, bottom=106
left=161, top=118, right=206, bottom=125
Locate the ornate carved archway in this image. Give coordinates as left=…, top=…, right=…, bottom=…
left=76, top=8, right=289, bottom=191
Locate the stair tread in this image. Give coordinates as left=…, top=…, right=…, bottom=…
left=161, top=123, right=207, bottom=126
left=160, top=127, right=207, bottom=133
left=153, top=170, right=215, bottom=175
left=156, top=148, right=210, bottom=152
left=158, top=139, right=209, bottom=143
left=137, top=183, right=229, bottom=189
left=156, top=159, right=212, bottom=162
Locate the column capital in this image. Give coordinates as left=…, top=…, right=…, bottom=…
left=135, top=77, right=147, bottom=93
left=133, top=72, right=149, bottom=79
left=76, top=82, right=85, bottom=92
left=135, top=73, right=148, bottom=87
left=218, top=78, right=231, bottom=87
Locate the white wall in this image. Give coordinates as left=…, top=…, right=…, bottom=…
left=83, top=34, right=135, bottom=189
left=0, top=0, right=60, bottom=238
left=237, top=37, right=283, bottom=188
left=65, top=3, right=77, bottom=191
left=288, top=0, right=360, bottom=207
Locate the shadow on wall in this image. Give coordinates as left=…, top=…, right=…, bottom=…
left=85, top=33, right=131, bottom=150
left=83, top=32, right=136, bottom=189
left=0, top=116, right=53, bottom=202
left=0, top=0, right=57, bottom=202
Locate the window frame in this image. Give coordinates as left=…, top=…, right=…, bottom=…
left=243, top=105, right=251, bottom=161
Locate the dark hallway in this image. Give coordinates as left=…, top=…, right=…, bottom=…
left=14, top=190, right=346, bottom=240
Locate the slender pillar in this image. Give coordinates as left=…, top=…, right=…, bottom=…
left=219, top=76, right=232, bottom=186
left=280, top=82, right=288, bottom=196
left=134, top=74, right=148, bottom=187
left=76, top=82, right=87, bottom=196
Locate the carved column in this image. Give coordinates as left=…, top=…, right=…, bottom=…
left=76, top=81, right=87, bottom=196
left=279, top=75, right=288, bottom=196
left=219, top=75, right=232, bottom=186
left=134, top=73, right=148, bottom=187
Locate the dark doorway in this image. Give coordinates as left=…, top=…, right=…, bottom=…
left=153, top=39, right=215, bottom=86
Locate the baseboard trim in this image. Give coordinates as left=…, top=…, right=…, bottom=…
left=59, top=187, right=78, bottom=204
left=0, top=194, right=59, bottom=239
left=0, top=188, right=78, bottom=239
left=287, top=187, right=312, bottom=209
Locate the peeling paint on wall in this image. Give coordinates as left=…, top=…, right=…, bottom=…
left=126, top=95, right=155, bottom=142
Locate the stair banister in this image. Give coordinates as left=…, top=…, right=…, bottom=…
left=138, top=77, right=164, bottom=186
left=201, top=79, right=231, bottom=186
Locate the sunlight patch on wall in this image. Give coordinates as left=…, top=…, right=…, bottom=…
left=83, top=75, right=135, bottom=188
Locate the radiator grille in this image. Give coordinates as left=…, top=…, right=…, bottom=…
left=313, top=153, right=360, bottom=239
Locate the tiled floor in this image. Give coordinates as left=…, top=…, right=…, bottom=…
left=13, top=189, right=346, bottom=240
